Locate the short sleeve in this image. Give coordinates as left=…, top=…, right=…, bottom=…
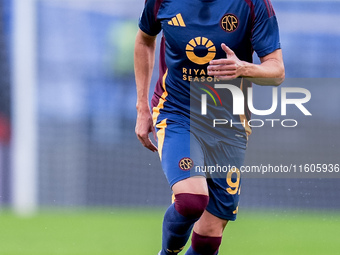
left=251, top=0, right=281, bottom=57
left=138, top=0, right=162, bottom=36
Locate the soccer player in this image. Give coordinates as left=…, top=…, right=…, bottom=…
left=134, top=0, right=285, bottom=254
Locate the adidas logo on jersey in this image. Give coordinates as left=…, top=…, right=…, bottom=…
left=168, top=13, right=186, bottom=27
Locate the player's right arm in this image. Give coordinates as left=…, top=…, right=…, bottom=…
left=134, top=29, right=158, bottom=152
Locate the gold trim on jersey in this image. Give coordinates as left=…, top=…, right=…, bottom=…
left=152, top=69, right=168, bottom=126
left=153, top=70, right=169, bottom=160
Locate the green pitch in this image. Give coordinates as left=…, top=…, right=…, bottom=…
left=0, top=208, right=339, bottom=255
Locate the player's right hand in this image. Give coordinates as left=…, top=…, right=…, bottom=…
left=135, top=109, right=158, bottom=152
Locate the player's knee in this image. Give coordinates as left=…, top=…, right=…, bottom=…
left=174, top=193, right=209, bottom=219
left=191, top=231, right=222, bottom=255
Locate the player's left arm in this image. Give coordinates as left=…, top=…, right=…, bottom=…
left=208, top=43, right=285, bottom=86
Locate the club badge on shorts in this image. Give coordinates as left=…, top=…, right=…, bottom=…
left=179, top=157, right=193, bottom=171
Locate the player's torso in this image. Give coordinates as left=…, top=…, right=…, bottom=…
left=156, top=0, right=253, bottom=106
left=153, top=0, right=254, bottom=147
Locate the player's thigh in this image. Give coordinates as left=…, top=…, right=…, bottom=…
left=172, top=176, right=208, bottom=196
left=155, top=118, right=207, bottom=195
left=193, top=210, right=228, bottom=237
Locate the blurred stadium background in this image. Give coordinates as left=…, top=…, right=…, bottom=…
left=0, top=0, right=339, bottom=254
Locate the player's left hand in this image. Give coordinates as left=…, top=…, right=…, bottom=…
left=207, top=43, right=245, bottom=80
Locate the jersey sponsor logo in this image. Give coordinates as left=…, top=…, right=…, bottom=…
left=168, top=13, right=186, bottom=27
left=220, top=14, right=239, bottom=32
left=185, top=37, right=216, bottom=65
left=182, top=67, right=220, bottom=82
left=179, top=157, right=193, bottom=171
